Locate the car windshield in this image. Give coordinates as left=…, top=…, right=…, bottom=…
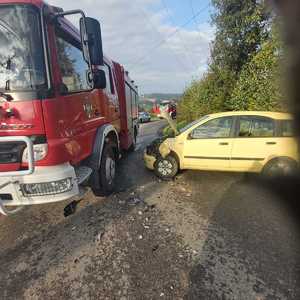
left=0, top=5, right=46, bottom=92
left=178, top=115, right=209, bottom=134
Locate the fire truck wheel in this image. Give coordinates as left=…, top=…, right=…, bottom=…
left=93, top=143, right=116, bottom=196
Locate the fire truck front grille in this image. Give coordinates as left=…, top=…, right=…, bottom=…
left=0, top=142, right=26, bottom=164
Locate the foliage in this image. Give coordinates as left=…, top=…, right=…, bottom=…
left=227, top=29, right=285, bottom=111
left=178, top=70, right=236, bottom=122
left=177, top=0, right=283, bottom=123
left=162, top=120, right=189, bottom=137
left=211, top=0, right=270, bottom=74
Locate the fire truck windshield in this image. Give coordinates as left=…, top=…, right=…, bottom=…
left=0, top=5, right=46, bottom=92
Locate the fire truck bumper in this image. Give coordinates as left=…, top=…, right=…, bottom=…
left=0, top=163, right=79, bottom=207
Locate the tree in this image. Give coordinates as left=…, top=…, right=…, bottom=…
left=211, top=0, right=270, bottom=74
left=177, top=0, right=278, bottom=123
left=227, top=28, right=285, bottom=111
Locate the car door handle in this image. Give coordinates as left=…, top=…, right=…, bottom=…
left=266, top=142, right=277, bottom=145
left=219, top=142, right=229, bottom=145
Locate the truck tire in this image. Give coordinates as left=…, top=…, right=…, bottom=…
left=92, top=143, right=116, bottom=196
left=154, top=155, right=178, bottom=180
left=262, top=157, right=298, bottom=178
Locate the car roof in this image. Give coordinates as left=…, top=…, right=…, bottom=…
left=207, top=111, right=293, bottom=120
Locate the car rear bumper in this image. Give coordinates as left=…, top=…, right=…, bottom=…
left=0, top=163, right=79, bottom=207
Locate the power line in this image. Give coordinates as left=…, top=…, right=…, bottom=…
left=130, top=0, right=191, bottom=72
left=189, top=0, right=199, bottom=28
left=127, top=4, right=209, bottom=67
left=161, top=0, right=195, bottom=68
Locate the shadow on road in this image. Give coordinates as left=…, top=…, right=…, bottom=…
left=184, top=175, right=300, bottom=299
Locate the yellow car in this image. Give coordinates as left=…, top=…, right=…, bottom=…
left=144, top=111, right=298, bottom=179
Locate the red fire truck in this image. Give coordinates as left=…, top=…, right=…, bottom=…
left=0, top=0, right=139, bottom=215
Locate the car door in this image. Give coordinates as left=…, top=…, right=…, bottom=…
left=182, top=116, right=235, bottom=170
left=230, top=116, right=278, bottom=172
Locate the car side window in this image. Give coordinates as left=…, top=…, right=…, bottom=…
left=191, top=117, right=233, bottom=139
left=238, top=116, right=274, bottom=137
left=55, top=31, right=90, bottom=93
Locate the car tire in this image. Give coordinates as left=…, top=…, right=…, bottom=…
left=92, top=143, right=116, bottom=197
left=154, top=155, right=178, bottom=180
left=262, top=157, right=298, bottom=178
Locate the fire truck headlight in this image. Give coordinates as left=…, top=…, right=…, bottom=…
left=22, top=144, right=48, bottom=162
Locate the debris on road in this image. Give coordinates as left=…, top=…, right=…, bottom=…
left=95, top=231, right=105, bottom=242
left=128, top=196, right=143, bottom=206
left=64, top=200, right=81, bottom=217
left=152, top=244, right=159, bottom=252
left=180, top=186, right=186, bottom=192
left=144, top=204, right=156, bottom=212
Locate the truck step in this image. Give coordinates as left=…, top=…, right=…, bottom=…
left=75, top=166, right=93, bottom=185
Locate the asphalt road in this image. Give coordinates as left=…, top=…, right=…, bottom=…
left=0, top=120, right=299, bottom=299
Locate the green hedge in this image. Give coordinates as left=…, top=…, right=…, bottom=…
left=162, top=120, right=189, bottom=137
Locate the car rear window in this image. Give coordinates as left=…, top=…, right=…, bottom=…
left=281, top=120, right=294, bottom=137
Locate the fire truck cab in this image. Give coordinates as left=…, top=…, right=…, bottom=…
left=0, top=0, right=139, bottom=215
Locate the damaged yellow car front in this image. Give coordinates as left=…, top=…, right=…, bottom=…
left=144, top=113, right=184, bottom=179
left=144, top=138, right=174, bottom=170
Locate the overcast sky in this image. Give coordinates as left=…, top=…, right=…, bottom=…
left=51, top=0, right=214, bottom=94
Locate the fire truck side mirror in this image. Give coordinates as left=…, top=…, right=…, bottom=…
left=93, top=69, right=106, bottom=89
left=80, top=17, right=104, bottom=66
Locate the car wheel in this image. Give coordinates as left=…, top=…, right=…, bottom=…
left=262, top=157, right=298, bottom=178
left=92, top=143, right=116, bottom=196
left=154, top=155, right=178, bottom=180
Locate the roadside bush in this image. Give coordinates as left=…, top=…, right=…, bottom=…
left=226, top=30, right=286, bottom=111
left=162, top=120, right=189, bottom=137
left=177, top=68, right=237, bottom=123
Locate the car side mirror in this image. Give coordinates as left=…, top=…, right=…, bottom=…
left=93, top=69, right=106, bottom=89
left=187, top=131, right=194, bottom=140
left=80, top=17, right=104, bottom=66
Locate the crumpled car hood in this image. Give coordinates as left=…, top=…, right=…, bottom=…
left=145, top=137, right=175, bottom=158
left=145, top=137, right=167, bottom=157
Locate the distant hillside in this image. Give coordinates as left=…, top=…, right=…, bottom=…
left=138, top=93, right=182, bottom=112
left=142, top=93, right=182, bottom=102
